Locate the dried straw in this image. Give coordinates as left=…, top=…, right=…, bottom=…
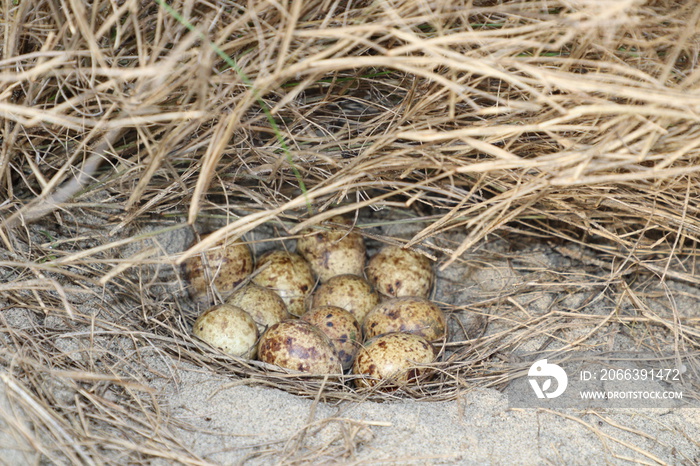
left=1, top=0, right=699, bottom=462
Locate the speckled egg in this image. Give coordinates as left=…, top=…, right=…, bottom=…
left=353, top=332, right=436, bottom=389
left=311, top=274, right=379, bottom=323
left=301, top=306, right=361, bottom=371
left=362, top=296, right=447, bottom=342
left=366, top=246, right=434, bottom=298
left=193, top=304, right=258, bottom=358
left=252, top=250, right=315, bottom=317
left=297, top=216, right=366, bottom=282
left=257, top=320, right=342, bottom=374
left=225, top=283, right=290, bottom=333
left=182, top=234, right=253, bottom=304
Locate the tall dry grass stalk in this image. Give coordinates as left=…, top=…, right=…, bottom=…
left=1, top=0, right=699, bottom=463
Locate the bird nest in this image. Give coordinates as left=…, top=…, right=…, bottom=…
left=1, top=0, right=700, bottom=462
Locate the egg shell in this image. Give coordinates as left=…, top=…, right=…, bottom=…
left=362, top=296, right=447, bottom=342
left=353, top=332, right=436, bottom=389
left=297, top=216, right=366, bottom=282
left=366, top=246, right=434, bottom=298
left=311, top=274, right=379, bottom=323
left=225, top=283, right=290, bottom=333
left=193, top=304, right=258, bottom=358
left=182, top=235, right=253, bottom=304
left=301, top=306, right=361, bottom=371
left=252, top=250, right=315, bottom=317
left=257, top=320, right=342, bottom=374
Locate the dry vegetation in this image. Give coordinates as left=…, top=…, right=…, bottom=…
left=1, top=0, right=700, bottom=463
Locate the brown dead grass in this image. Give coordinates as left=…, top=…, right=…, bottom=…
left=1, top=0, right=700, bottom=463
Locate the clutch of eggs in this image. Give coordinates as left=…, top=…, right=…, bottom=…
left=187, top=219, right=447, bottom=387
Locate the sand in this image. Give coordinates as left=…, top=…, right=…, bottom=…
left=151, top=370, right=700, bottom=464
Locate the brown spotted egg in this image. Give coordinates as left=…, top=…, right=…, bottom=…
left=301, top=306, right=361, bottom=371
left=257, top=320, right=342, bottom=374
left=252, top=250, right=315, bottom=317
left=353, top=332, right=436, bottom=389
left=366, top=246, right=434, bottom=298
left=225, top=283, right=290, bottom=333
left=193, top=304, right=258, bottom=358
left=311, top=274, right=379, bottom=323
left=182, top=234, right=254, bottom=304
left=296, top=216, right=366, bottom=282
left=362, top=296, right=447, bottom=342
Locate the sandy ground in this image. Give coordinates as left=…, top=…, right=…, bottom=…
left=1, top=214, right=699, bottom=465
left=2, top=359, right=699, bottom=465
left=150, top=367, right=700, bottom=465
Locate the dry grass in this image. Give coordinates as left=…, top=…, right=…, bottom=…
left=1, top=0, right=700, bottom=463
